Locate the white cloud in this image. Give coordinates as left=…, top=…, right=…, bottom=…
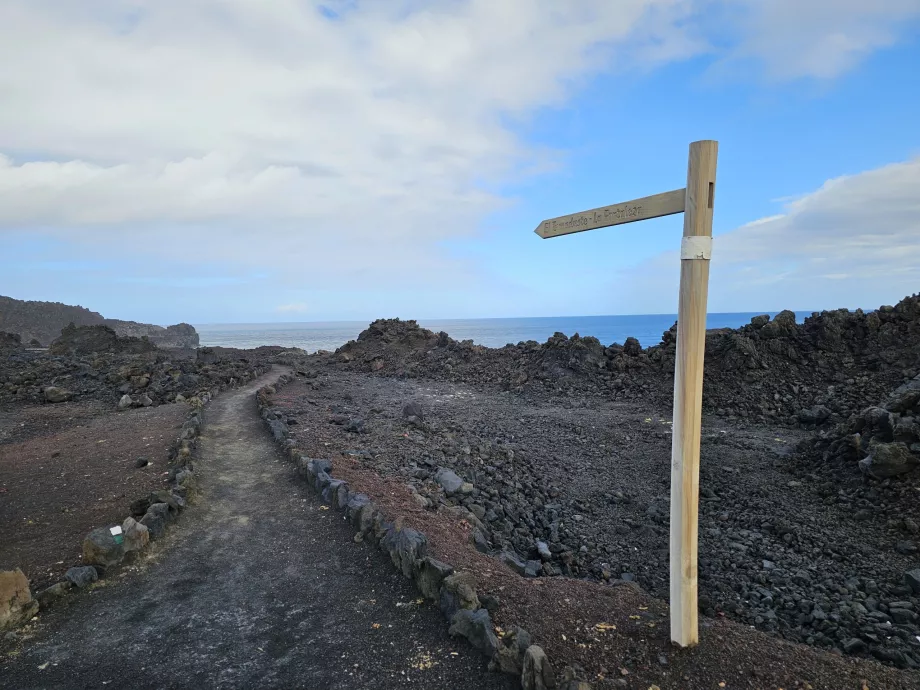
left=612, top=158, right=920, bottom=313
left=275, top=303, right=309, bottom=314
left=0, top=0, right=693, bottom=288
left=723, top=0, right=920, bottom=80
left=0, top=0, right=917, bottom=314
left=2, top=2, right=914, bottom=225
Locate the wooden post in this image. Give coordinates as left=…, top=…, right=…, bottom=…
left=669, top=140, right=718, bottom=647
left=531, top=138, right=720, bottom=647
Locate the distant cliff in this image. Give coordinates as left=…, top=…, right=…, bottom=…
left=0, top=295, right=199, bottom=348
left=101, top=320, right=199, bottom=349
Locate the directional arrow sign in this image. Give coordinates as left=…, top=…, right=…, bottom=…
left=534, top=188, right=686, bottom=239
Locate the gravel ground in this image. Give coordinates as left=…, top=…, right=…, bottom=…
left=0, top=400, right=186, bottom=589
left=271, top=365, right=920, bottom=670
left=1, top=370, right=512, bottom=690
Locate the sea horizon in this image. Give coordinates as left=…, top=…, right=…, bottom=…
left=194, top=311, right=817, bottom=352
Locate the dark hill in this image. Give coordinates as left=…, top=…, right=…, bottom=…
left=0, top=295, right=199, bottom=348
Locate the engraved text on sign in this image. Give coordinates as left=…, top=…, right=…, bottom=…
left=534, top=188, right=687, bottom=239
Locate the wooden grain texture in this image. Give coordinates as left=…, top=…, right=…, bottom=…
left=534, top=188, right=685, bottom=239
left=669, top=139, right=718, bottom=648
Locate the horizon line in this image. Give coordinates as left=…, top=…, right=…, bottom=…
left=192, top=309, right=819, bottom=328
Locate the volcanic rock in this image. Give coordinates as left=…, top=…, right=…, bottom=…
left=42, top=386, right=73, bottom=403
left=858, top=442, right=918, bottom=478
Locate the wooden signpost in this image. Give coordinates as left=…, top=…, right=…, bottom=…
left=533, top=140, right=718, bottom=647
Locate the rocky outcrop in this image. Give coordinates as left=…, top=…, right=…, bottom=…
left=49, top=324, right=157, bottom=356
left=1, top=339, right=273, bottom=408
left=332, top=294, right=920, bottom=429
left=808, top=373, right=920, bottom=479
left=0, top=294, right=198, bottom=348
left=104, top=320, right=199, bottom=348
left=1, top=331, right=24, bottom=354
left=0, top=295, right=105, bottom=346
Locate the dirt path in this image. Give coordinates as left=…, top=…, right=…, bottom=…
left=1, top=369, right=512, bottom=690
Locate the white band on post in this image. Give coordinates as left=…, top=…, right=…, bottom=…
left=680, top=236, right=712, bottom=260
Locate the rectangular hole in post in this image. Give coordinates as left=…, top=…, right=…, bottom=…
left=708, top=182, right=714, bottom=209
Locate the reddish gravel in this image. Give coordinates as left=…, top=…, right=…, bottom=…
left=268, top=373, right=920, bottom=690
left=0, top=400, right=186, bottom=589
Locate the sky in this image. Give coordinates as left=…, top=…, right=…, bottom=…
left=1, top=0, right=919, bottom=325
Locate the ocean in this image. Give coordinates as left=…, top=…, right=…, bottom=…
left=194, top=312, right=815, bottom=353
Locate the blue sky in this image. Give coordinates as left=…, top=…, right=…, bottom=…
left=1, top=1, right=919, bottom=325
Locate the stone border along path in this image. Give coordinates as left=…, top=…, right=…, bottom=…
left=259, top=372, right=568, bottom=690
left=0, top=361, right=272, bottom=635
left=0, top=367, right=514, bottom=690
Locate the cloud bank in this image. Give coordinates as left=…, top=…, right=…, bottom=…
left=614, top=157, right=920, bottom=313
left=1, top=1, right=918, bottom=318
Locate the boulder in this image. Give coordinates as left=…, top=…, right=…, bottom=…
left=843, top=638, right=866, bottom=655
left=797, top=405, right=831, bottom=425
left=122, top=517, right=150, bottom=553
left=439, top=572, right=480, bottom=617
left=322, top=479, right=345, bottom=504
left=82, top=527, right=125, bottom=568
left=315, top=470, right=332, bottom=493
left=43, top=386, right=73, bottom=403
left=471, top=528, right=491, bottom=553
left=36, top=581, right=72, bottom=608
left=344, top=418, right=366, bottom=434
left=334, top=483, right=350, bottom=510
left=268, top=419, right=287, bottom=442
left=500, top=551, right=527, bottom=576
left=64, top=565, right=98, bottom=588
left=174, top=469, right=194, bottom=488
left=117, top=394, right=134, bottom=410
left=140, top=507, right=167, bottom=540
left=434, top=468, right=464, bottom=494
left=149, top=501, right=173, bottom=522
left=130, top=496, right=152, bottom=517
left=449, top=608, right=499, bottom=658
left=390, top=528, right=428, bottom=579
left=415, top=557, right=454, bottom=601
left=148, top=490, right=180, bottom=516
left=884, top=376, right=920, bottom=413
left=858, top=442, right=919, bottom=478
left=357, top=501, right=378, bottom=535
left=905, top=568, right=920, bottom=594
left=522, top=645, right=557, bottom=690
left=494, top=626, right=533, bottom=675
left=0, top=569, right=38, bottom=631
left=345, top=493, right=371, bottom=526
left=308, top=458, right=333, bottom=475
left=889, top=608, right=918, bottom=624
left=761, top=310, right=797, bottom=338
left=623, top=337, right=642, bottom=356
